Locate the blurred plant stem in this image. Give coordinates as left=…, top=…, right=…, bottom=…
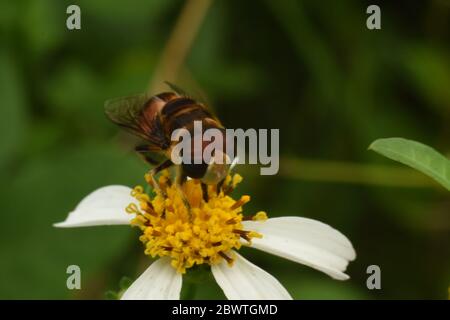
left=274, top=157, right=438, bottom=188
left=148, top=0, right=212, bottom=93
left=181, top=282, right=197, bottom=300
left=179, top=265, right=210, bottom=300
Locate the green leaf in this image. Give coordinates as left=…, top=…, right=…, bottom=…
left=369, top=138, right=450, bottom=191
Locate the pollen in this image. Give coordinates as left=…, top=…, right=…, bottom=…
left=126, top=171, right=266, bottom=274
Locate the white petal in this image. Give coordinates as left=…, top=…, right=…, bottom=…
left=211, top=251, right=292, bottom=300
left=243, top=217, right=356, bottom=280
left=54, top=185, right=137, bottom=228
left=121, top=258, right=182, bottom=300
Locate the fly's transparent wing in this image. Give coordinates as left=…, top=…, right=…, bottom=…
left=104, top=93, right=168, bottom=149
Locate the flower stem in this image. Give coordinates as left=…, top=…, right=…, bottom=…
left=181, top=281, right=197, bottom=300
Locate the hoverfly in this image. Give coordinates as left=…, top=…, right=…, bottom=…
left=105, top=83, right=232, bottom=199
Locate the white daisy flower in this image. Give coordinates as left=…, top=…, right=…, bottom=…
left=55, top=172, right=356, bottom=300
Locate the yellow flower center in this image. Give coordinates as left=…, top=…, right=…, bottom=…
left=126, top=171, right=268, bottom=273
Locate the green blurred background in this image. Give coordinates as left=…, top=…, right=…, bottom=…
left=0, top=0, right=449, bottom=299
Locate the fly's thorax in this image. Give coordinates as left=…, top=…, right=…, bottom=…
left=161, top=98, right=216, bottom=135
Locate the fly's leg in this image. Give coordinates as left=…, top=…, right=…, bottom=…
left=216, top=178, right=226, bottom=195
left=201, top=182, right=209, bottom=202
left=146, top=159, right=173, bottom=195
left=135, top=145, right=160, bottom=165
left=175, top=167, right=192, bottom=213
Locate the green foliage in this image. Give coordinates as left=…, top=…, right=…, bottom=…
left=402, top=46, right=450, bottom=114
left=104, top=290, right=119, bottom=300
left=0, top=0, right=449, bottom=300
left=0, top=144, right=146, bottom=298
left=369, top=138, right=450, bottom=191
left=119, top=276, right=133, bottom=290
left=104, top=276, right=133, bottom=300
left=0, top=47, right=27, bottom=169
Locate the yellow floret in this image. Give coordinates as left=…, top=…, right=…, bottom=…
left=127, top=171, right=265, bottom=273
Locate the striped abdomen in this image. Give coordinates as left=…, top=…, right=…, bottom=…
left=160, top=97, right=223, bottom=139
